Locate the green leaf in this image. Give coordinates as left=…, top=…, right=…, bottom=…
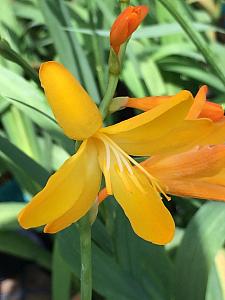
left=58, top=223, right=150, bottom=300
left=114, top=205, right=173, bottom=299
left=206, top=250, right=225, bottom=300
left=39, top=0, right=100, bottom=102
left=0, top=37, right=39, bottom=84
left=157, top=0, right=225, bottom=88
left=52, top=238, right=71, bottom=300
left=0, top=230, right=51, bottom=270
left=174, top=202, right=225, bottom=300
left=0, top=134, right=49, bottom=189
left=0, top=202, right=25, bottom=230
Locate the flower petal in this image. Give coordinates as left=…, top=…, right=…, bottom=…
left=143, top=145, right=225, bottom=201
left=44, top=141, right=101, bottom=233
left=161, top=178, right=225, bottom=201
left=199, top=101, right=224, bottom=121
left=186, top=85, right=207, bottom=119
left=143, top=145, right=225, bottom=179
left=110, top=162, right=175, bottom=245
left=127, top=96, right=171, bottom=111
left=18, top=139, right=99, bottom=229
left=102, top=91, right=200, bottom=156
left=102, top=90, right=193, bottom=134
left=40, top=61, right=102, bottom=140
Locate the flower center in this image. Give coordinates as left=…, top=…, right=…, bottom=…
left=95, top=132, right=170, bottom=200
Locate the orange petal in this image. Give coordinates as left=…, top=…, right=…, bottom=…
left=143, top=144, right=225, bottom=179
left=110, top=6, right=149, bottom=54
left=199, top=101, right=224, bottom=121
left=142, top=144, right=225, bottom=202
left=161, top=178, right=225, bottom=201
left=127, top=96, right=171, bottom=111
left=98, top=187, right=108, bottom=204
left=186, top=85, right=208, bottom=119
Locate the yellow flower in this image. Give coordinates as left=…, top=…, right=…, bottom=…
left=18, top=61, right=218, bottom=245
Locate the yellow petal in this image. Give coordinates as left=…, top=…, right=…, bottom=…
left=18, top=139, right=99, bottom=229
left=110, top=161, right=175, bottom=245
left=198, top=119, right=225, bottom=145
left=44, top=140, right=101, bottom=233
left=102, top=90, right=193, bottom=135
left=101, top=90, right=206, bottom=156
left=39, top=61, right=102, bottom=140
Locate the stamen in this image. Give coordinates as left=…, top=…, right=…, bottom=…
left=111, top=146, right=124, bottom=172
left=104, top=165, right=113, bottom=195
left=119, top=152, right=133, bottom=175
left=115, top=165, right=132, bottom=192
left=100, top=135, right=111, bottom=170
left=100, top=133, right=170, bottom=199
left=129, top=173, right=146, bottom=193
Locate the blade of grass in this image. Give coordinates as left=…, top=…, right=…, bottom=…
left=52, top=238, right=71, bottom=300
left=156, top=0, right=225, bottom=87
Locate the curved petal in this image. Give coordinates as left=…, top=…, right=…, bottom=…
left=199, top=101, right=224, bottom=121
left=143, top=145, right=225, bottom=179
left=44, top=140, right=101, bottom=233
left=186, top=85, right=207, bottom=119
left=40, top=61, right=102, bottom=140
left=18, top=139, right=100, bottom=229
left=110, top=118, right=212, bottom=156
left=143, top=145, right=225, bottom=202
left=102, top=91, right=199, bottom=156
left=161, top=178, right=225, bottom=201
left=198, top=118, right=225, bottom=145
left=110, top=161, right=175, bottom=245
left=127, top=96, right=171, bottom=111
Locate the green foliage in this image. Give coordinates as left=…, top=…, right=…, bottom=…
left=0, top=0, right=224, bottom=299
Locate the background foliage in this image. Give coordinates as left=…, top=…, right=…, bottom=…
left=0, top=0, right=225, bottom=299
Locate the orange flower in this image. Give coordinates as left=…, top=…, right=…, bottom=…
left=99, top=145, right=225, bottom=204
left=127, top=85, right=224, bottom=122
left=110, top=5, right=149, bottom=54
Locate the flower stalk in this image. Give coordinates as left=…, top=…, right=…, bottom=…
left=79, top=213, right=92, bottom=300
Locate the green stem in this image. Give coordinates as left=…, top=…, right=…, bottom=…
left=120, top=0, right=130, bottom=11
left=78, top=3, right=131, bottom=299
left=79, top=214, right=92, bottom=300
left=99, top=73, right=119, bottom=119
left=157, top=0, right=225, bottom=87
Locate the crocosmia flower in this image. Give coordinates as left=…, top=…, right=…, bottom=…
left=100, top=86, right=225, bottom=208
left=110, top=5, right=149, bottom=54
left=18, top=62, right=220, bottom=245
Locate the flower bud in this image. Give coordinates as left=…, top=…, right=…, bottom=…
left=110, top=5, right=149, bottom=54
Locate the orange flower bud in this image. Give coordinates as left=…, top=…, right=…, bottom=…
left=110, top=5, right=149, bottom=54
